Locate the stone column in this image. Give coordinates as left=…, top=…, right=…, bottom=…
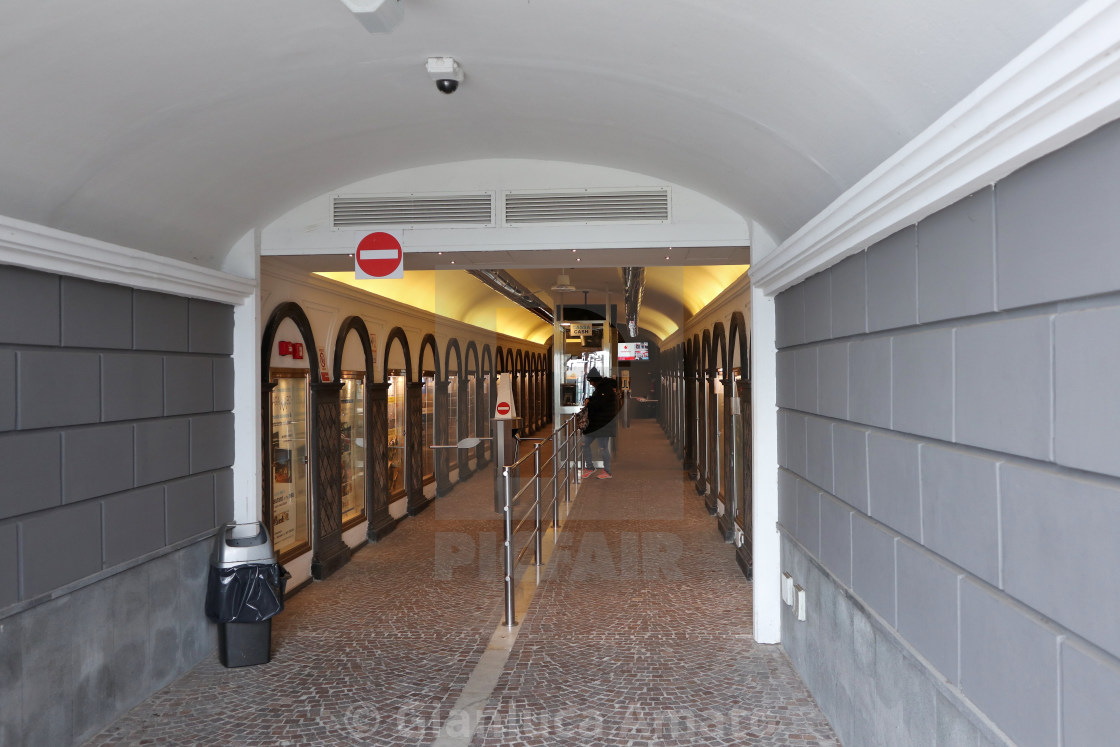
left=435, top=380, right=452, bottom=495
left=456, top=380, right=472, bottom=479
left=680, top=371, right=689, bottom=472
left=704, top=381, right=718, bottom=512
left=310, top=381, right=351, bottom=580
left=365, top=382, right=397, bottom=541
left=406, top=381, right=430, bottom=515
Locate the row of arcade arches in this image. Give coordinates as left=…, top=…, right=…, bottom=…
left=260, top=300, right=551, bottom=579
left=661, top=310, right=753, bottom=578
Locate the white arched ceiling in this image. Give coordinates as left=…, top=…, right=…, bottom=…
left=0, top=0, right=1087, bottom=271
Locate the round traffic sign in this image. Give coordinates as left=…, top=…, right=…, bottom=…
left=355, top=232, right=403, bottom=278
left=496, top=402, right=511, bottom=416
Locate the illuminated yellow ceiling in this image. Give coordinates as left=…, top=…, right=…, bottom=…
left=642, top=265, right=750, bottom=335
left=317, top=271, right=553, bottom=343
left=317, top=264, right=749, bottom=345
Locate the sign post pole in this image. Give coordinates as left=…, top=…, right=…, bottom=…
left=492, top=373, right=521, bottom=512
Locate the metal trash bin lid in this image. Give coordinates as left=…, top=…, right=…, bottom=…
left=211, top=522, right=276, bottom=567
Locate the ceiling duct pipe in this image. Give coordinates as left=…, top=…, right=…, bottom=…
left=623, top=266, right=645, bottom=337
left=466, top=269, right=554, bottom=325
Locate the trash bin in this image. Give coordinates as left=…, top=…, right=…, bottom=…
left=204, top=522, right=289, bottom=668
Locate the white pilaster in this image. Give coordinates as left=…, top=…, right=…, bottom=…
left=231, top=229, right=263, bottom=522
left=750, top=284, right=780, bottom=644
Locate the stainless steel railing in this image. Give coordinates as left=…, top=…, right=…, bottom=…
left=499, top=414, right=584, bottom=627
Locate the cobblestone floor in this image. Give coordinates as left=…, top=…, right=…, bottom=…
left=85, top=420, right=838, bottom=746
left=471, top=422, right=838, bottom=746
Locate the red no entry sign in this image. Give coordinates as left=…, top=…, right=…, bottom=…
left=496, top=401, right=511, bottom=416
left=355, top=232, right=404, bottom=279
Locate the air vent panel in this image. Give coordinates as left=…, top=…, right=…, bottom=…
left=504, top=189, right=670, bottom=224
left=332, top=193, right=494, bottom=227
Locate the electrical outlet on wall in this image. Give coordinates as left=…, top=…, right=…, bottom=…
left=794, top=585, right=806, bottom=622
left=782, top=572, right=794, bottom=605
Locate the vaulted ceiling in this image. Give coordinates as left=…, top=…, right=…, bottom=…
left=1, top=0, right=1086, bottom=290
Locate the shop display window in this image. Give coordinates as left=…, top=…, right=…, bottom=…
left=339, top=373, right=366, bottom=527
left=422, top=372, right=435, bottom=480
left=696, top=378, right=705, bottom=467
left=467, top=375, right=477, bottom=437
left=732, top=367, right=746, bottom=530
left=448, top=375, right=458, bottom=445
left=714, top=372, right=724, bottom=490
left=269, top=370, right=311, bottom=561
left=387, top=371, right=407, bottom=499
left=483, top=377, right=491, bottom=459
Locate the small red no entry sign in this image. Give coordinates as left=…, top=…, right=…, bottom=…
left=355, top=232, right=403, bottom=279
left=496, top=401, right=511, bottom=416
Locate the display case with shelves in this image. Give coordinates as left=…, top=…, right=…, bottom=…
left=339, top=373, right=366, bottom=528
left=467, top=375, right=476, bottom=438
left=268, top=370, right=311, bottom=562
left=387, top=371, right=407, bottom=500
left=421, top=372, right=435, bottom=481
left=448, top=375, right=458, bottom=445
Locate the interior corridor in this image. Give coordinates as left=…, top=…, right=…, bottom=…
left=84, top=419, right=837, bottom=746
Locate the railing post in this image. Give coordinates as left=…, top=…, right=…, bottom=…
left=552, top=428, right=560, bottom=535
left=503, top=466, right=516, bottom=627
left=533, top=444, right=542, bottom=566
left=564, top=422, right=572, bottom=505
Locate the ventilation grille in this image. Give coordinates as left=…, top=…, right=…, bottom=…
left=332, top=193, right=494, bottom=227
left=504, top=189, right=670, bottom=224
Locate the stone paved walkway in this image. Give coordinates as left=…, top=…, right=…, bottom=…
left=85, top=420, right=839, bottom=746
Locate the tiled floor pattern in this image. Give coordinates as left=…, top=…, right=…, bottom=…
left=85, top=421, right=838, bottom=746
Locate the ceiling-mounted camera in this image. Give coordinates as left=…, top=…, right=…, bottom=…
left=426, top=57, right=463, bottom=94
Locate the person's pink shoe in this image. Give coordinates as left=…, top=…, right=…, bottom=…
left=597, top=472, right=612, bottom=479
left=581, top=469, right=597, bottom=479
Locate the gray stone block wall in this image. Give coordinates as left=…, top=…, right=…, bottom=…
left=0, top=266, right=234, bottom=746
left=0, top=538, right=218, bottom=746
left=775, top=117, right=1120, bottom=745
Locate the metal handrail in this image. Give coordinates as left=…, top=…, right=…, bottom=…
left=500, top=414, right=584, bottom=627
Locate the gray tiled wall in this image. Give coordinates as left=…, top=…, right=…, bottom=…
left=776, top=117, right=1120, bottom=745
left=0, top=266, right=234, bottom=745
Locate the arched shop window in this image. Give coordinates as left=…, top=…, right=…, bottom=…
left=418, top=334, right=440, bottom=488
left=382, top=328, right=413, bottom=502
left=696, top=332, right=707, bottom=490
left=261, top=302, right=316, bottom=563
left=514, top=349, right=524, bottom=423
left=465, top=341, right=479, bottom=443
left=444, top=338, right=463, bottom=481
left=445, top=339, right=461, bottom=447
left=710, top=323, right=728, bottom=512
left=481, top=345, right=494, bottom=461
left=728, top=311, right=753, bottom=573
left=334, top=317, right=375, bottom=530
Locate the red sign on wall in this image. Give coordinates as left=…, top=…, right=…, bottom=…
left=496, top=401, right=511, bottom=416
left=278, top=341, right=304, bottom=359
left=354, top=232, right=404, bottom=279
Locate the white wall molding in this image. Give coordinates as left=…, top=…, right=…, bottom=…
left=0, top=214, right=255, bottom=304
left=750, top=0, right=1120, bottom=295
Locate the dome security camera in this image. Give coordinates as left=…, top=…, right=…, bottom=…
left=426, top=57, right=464, bottom=94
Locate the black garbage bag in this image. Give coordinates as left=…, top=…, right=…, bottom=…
left=205, top=563, right=290, bottom=624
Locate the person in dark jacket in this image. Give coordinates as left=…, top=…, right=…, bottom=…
left=581, top=368, right=619, bottom=479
